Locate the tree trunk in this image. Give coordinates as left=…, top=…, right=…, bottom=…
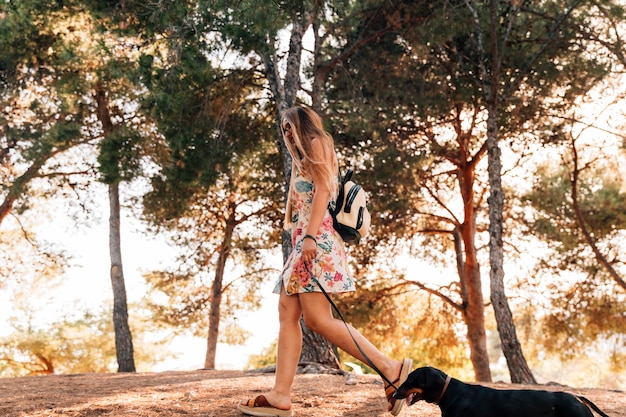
left=108, top=181, right=136, bottom=372
left=0, top=190, right=16, bottom=225
left=486, top=108, right=535, bottom=384
left=204, top=215, right=235, bottom=369
left=95, top=81, right=136, bottom=373
left=457, top=226, right=491, bottom=382
left=299, top=317, right=341, bottom=367
left=454, top=156, right=491, bottom=382
left=470, top=1, right=535, bottom=385
left=262, top=8, right=340, bottom=370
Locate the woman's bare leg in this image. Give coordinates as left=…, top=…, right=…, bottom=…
left=242, top=287, right=302, bottom=410
left=299, top=292, right=402, bottom=385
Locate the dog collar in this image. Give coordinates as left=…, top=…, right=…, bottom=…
left=435, top=375, right=452, bottom=404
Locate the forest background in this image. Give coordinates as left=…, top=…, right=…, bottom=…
left=1, top=0, right=625, bottom=391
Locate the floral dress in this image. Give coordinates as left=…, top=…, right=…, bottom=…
left=273, top=170, right=356, bottom=295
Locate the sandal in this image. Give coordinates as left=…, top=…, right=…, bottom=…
left=237, top=395, right=292, bottom=417
left=385, top=358, right=413, bottom=416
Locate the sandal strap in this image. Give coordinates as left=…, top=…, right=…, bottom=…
left=256, top=395, right=271, bottom=407
left=385, top=379, right=401, bottom=399
left=384, top=377, right=400, bottom=389
left=246, top=395, right=271, bottom=408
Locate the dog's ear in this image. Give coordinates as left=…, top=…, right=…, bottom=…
left=422, top=367, right=448, bottom=403
left=430, top=366, right=447, bottom=381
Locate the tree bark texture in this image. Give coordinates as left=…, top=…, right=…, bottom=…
left=96, top=81, right=136, bottom=373
left=108, top=182, right=136, bottom=372
left=452, top=133, right=492, bottom=382
left=298, top=317, right=341, bottom=368
left=456, top=219, right=491, bottom=382
left=486, top=109, right=535, bottom=384
left=204, top=214, right=235, bottom=369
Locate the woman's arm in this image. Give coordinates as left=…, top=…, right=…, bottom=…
left=300, top=138, right=331, bottom=265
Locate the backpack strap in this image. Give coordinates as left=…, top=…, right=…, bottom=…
left=329, top=169, right=346, bottom=216
left=328, top=168, right=355, bottom=217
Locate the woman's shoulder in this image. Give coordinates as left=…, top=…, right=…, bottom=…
left=309, top=136, right=336, bottom=163
left=309, top=136, right=326, bottom=152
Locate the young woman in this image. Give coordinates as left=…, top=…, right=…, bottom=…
left=238, top=106, right=412, bottom=417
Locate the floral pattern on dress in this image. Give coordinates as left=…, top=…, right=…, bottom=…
left=274, top=171, right=355, bottom=295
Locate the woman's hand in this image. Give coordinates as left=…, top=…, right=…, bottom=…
left=301, top=238, right=317, bottom=265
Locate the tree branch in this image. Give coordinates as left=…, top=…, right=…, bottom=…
left=382, top=280, right=463, bottom=312
left=569, top=135, right=626, bottom=291
left=503, top=0, right=584, bottom=101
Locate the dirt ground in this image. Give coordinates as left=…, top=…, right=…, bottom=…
left=1, top=369, right=624, bottom=417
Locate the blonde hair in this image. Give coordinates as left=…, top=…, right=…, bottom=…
left=282, top=106, right=338, bottom=228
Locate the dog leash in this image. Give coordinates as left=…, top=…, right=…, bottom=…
left=304, top=264, right=398, bottom=389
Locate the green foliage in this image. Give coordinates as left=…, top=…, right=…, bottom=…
left=97, top=127, right=145, bottom=183
left=0, top=311, right=118, bottom=376
left=246, top=339, right=277, bottom=369
left=523, top=164, right=580, bottom=250
left=319, top=0, right=621, bottom=382
left=140, top=45, right=263, bottom=216
left=210, top=0, right=301, bottom=54
left=512, top=277, right=626, bottom=376
left=0, top=226, right=67, bottom=294
left=522, top=160, right=626, bottom=261
left=142, top=132, right=284, bottom=341
left=518, top=147, right=626, bottom=369
left=324, top=0, right=599, bottom=253
left=335, top=283, right=470, bottom=373
left=542, top=279, right=626, bottom=363
left=1, top=0, right=156, bottom=217
left=0, top=304, right=170, bottom=377
left=0, top=0, right=70, bottom=82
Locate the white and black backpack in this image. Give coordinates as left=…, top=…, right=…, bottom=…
left=328, top=169, right=371, bottom=245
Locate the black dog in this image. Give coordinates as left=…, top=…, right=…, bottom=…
left=393, top=366, right=610, bottom=417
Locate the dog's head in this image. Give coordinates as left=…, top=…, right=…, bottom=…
left=393, top=366, right=449, bottom=406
